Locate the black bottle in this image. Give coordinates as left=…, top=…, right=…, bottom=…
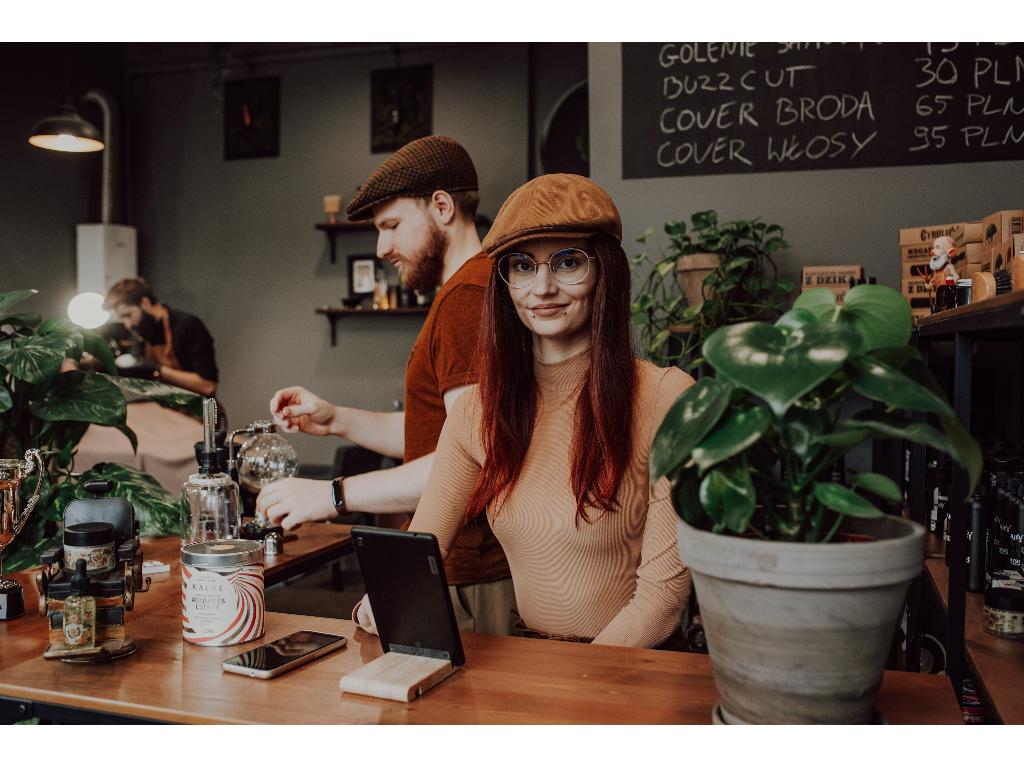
left=1012, top=484, right=1024, bottom=577
left=990, top=473, right=1010, bottom=572
left=996, top=478, right=1020, bottom=571
left=966, top=486, right=989, bottom=593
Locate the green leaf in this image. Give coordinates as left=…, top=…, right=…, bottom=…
left=0, top=312, right=42, bottom=330
left=116, top=424, right=139, bottom=454
left=763, top=237, right=788, bottom=253
left=0, top=289, right=38, bottom=317
left=847, top=356, right=955, bottom=419
left=782, top=405, right=833, bottom=459
left=843, top=411, right=951, bottom=454
left=792, top=288, right=836, bottom=321
left=774, top=308, right=819, bottom=335
left=838, top=285, right=912, bottom=353
left=692, top=405, right=771, bottom=472
left=0, top=334, right=67, bottom=385
left=703, top=320, right=859, bottom=417
left=650, top=378, right=732, bottom=484
left=939, top=414, right=982, bottom=497
left=813, top=482, right=884, bottom=518
left=75, top=463, right=181, bottom=535
left=699, top=460, right=756, bottom=533
left=868, top=346, right=921, bottom=370
left=103, top=374, right=204, bottom=419
left=849, top=472, right=902, bottom=503
left=656, top=260, right=675, bottom=278
left=30, top=371, right=126, bottom=426
left=38, top=317, right=84, bottom=359
left=81, top=330, right=117, bottom=374
left=671, top=471, right=704, bottom=527
left=815, top=429, right=872, bottom=449
left=0, top=388, right=11, bottom=413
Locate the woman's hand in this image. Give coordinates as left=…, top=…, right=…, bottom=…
left=269, top=386, right=339, bottom=436
left=256, top=477, right=336, bottom=530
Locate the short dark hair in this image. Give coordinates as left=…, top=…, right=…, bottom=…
left=415, top=190, right=480, bottom=222
left=105, top=277, right=156, bottom=309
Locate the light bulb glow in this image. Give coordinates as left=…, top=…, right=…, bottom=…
left=28, top=133, right=104, bottom=152
left=68, top=292, right=110, bottom=329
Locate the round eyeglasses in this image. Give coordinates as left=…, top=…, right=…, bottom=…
left=497, top=248, right=595, bottom=289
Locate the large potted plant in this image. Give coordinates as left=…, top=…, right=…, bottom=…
left=631, top=210, right=792, bottom=368
left=1, top=289, right=202, bottom=571
left=650, top=284, right=980, bottom=724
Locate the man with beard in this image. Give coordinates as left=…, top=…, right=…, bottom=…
left=257, top=136, right=515, bottom=635
left=104, top=277, right=218, bottom=397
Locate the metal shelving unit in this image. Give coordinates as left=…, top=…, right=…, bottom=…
left=907, top=291, right=1024, bottom=722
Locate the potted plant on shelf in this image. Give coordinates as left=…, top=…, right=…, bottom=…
left=650, top=284, right=980, bottom=724
left=631, top=210, right=792, bottom=368
left=1, top=289, right=203, bottom=572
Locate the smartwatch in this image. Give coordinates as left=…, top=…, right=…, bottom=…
left=331, top=477, right=348, bottom=515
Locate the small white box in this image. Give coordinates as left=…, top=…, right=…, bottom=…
left=76, top=224, right=138, bottom=295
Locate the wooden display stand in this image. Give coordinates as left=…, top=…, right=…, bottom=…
left=340, top=652, right=456, bottom=702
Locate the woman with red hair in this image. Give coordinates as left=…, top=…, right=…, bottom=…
left=356, top=174, right=693, bottom=647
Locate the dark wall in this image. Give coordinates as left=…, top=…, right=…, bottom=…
left=0, top=44, right=125, bottom=319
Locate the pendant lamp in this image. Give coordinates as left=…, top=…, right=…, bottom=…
left=28, top=104, right=104, bottom=153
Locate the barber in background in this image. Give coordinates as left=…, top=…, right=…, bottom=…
left=256, top=136, right=515, bottom=636
left=104, top=277, right=219, bottom=397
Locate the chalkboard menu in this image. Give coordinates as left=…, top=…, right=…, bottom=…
left=622, top=43, right=1024, bottom=178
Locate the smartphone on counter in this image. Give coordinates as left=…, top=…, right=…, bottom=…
left=222, top=630, right=347, bottom=679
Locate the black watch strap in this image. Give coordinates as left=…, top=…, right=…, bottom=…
left=331, top=476, right=347, bottom=515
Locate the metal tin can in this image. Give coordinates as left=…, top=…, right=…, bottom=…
left=64, top=522, right=116, bottom=574
left=180, top=540, right=264, bottom=646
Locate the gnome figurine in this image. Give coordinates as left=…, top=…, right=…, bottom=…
left=929, top=235, right=960, bottom=291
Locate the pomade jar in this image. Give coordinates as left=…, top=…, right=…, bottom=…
left=63, top=522, right=116, bottom=574
left=983, top=588, right=1024, bottom=639
left=181, top=540, right=264, bottom=647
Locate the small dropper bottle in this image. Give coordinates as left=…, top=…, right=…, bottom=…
left=63, top=559, right=96, bottom=649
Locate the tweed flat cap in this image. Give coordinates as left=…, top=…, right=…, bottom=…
left=346, top=136, right=479, bottom=221
left=482, top=174, right=622, bottom=257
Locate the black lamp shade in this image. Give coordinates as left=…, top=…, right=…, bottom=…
left=28, top=105, right=104, bottom=152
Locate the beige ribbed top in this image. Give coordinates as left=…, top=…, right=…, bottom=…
left=409, top=348, right=694, bottom=648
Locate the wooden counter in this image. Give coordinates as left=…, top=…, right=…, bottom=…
left=0, top=609, right=961, bottom=725
left=0, top=524, right=351, bottom=671
left=925, top=557, right=1024, bottom=724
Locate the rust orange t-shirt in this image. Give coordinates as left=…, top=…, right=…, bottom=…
left=403, top=252, right=511, bottom=586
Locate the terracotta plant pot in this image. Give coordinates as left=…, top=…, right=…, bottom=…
left=676, top=252, right=720, bottom=309
left=676, top=514, right=925, bottom=724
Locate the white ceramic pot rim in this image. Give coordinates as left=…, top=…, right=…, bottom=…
left=677, top=515, right=926, bottom=589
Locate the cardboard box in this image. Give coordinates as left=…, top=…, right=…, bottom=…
left=801, top=265, right=863, bottom=301
left=902, top=278, right=933, bottom=312
left=900, top=242, right=981, bottom=263
left=902, top=258, right=931, bottom=280
left=962, top=262, right=984, bottom=278
left=898, top=221, right=982, bottom=247
left=981, top=209, right=1024, bottom=246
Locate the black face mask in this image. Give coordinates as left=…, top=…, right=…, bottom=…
left=134, top=311, right=165, bottom=345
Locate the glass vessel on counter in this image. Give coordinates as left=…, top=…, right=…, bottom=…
left=182, top=399, right=241, bottom=545
left=236, top=421, right=298, bottom=494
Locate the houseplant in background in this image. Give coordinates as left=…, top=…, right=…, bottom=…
left=631, top=210, right=793, bottom=368
left=0, top=289, right=203, bottom=572
left=650, top=284, right=981, bottom=724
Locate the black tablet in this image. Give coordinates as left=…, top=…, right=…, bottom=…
left=351, top=526, right=465, bottom=667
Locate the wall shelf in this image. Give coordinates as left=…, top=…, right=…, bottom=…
left=316, top=306, right=429, bottom=346
left=314, top=221, right=375, bottom=264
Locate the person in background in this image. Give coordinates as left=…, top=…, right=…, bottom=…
left=257, top=136, right=515, bottom=636
left=104, top=277, right=219, bottom=397
left=354, top=173, right=694, bottom=648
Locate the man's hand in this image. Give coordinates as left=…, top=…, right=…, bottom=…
left=269, top=386, right=338, bottom=436
left=256, top=477, right=336, bottom=530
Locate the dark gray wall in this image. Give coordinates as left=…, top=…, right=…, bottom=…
left=127, top=44, right=532, bottom=465
left=588, top=43, right=1024, bottom=290
left=0, top=44, right=124, bottom=320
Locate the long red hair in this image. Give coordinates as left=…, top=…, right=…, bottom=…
left=466, top=233, right=637, bottom=525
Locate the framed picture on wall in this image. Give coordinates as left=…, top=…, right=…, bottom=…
left=348, top=255, right=377, bottom=296
left=224, top=77, right=280, bottom=160
left=370, top=65, right=432, bottom=153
